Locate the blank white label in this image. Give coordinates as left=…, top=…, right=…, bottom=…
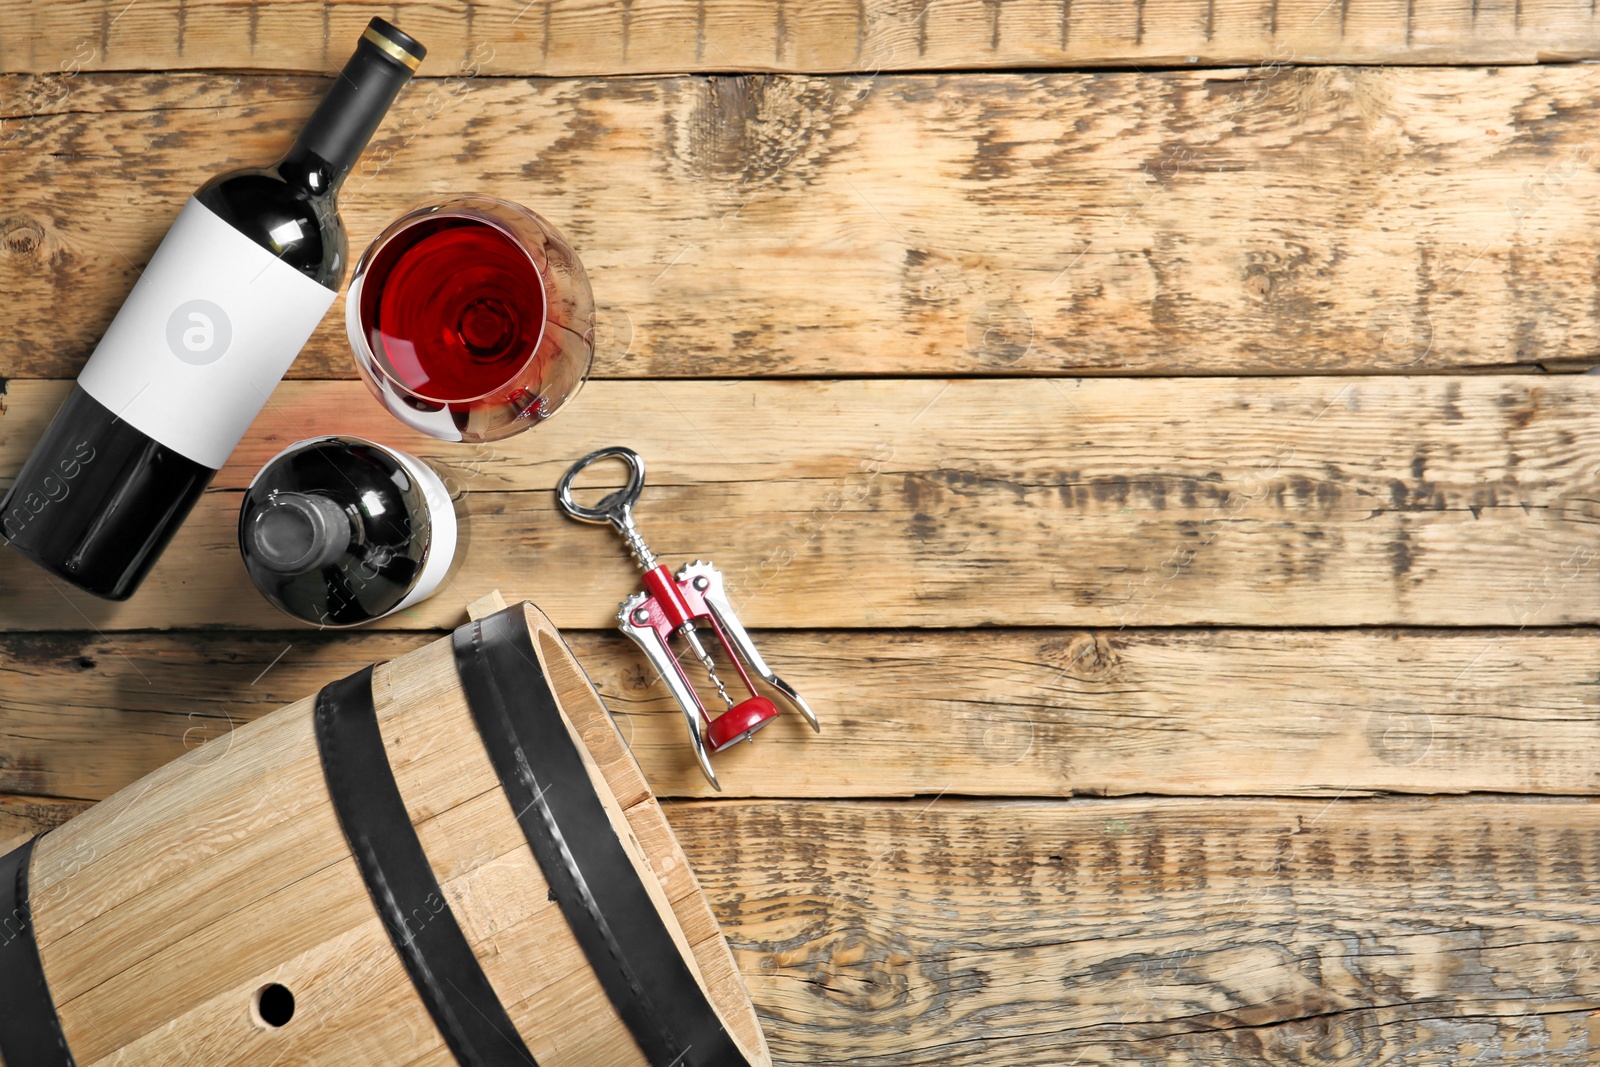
left=78, top=196, right=337, bottom=469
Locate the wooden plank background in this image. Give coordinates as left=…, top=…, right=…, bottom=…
left=10, top=66, right=1600, bottom=379
left=4, top=1, right=1600, bottom=1063
left=6, top=0, right=1600, bottom=73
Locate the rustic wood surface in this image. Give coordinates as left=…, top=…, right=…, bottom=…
left=683, top=797, right=1600, bottom=1066
left=9, top=66, right=1600, bottom=380
left=5, top=1, right=1600, bottom=1063
left=4, top=0, right=1600, bottom=74
left=4, top=377, right=1598, bottom=631
left=2, top=626, right=1598, bottom=802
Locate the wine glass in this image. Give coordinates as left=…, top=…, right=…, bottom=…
left=347, top=195, right=595, bottom=442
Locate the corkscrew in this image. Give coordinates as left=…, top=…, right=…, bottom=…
left=556, top=446, right=820, bottom=789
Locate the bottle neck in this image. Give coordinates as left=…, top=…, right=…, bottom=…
left=250, top=490, right=355, bottom=575
left=280, top=25, right=422, bottom=196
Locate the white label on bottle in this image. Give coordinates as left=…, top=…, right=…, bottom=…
left=388, top=447, right=458, bottom=617
left=245, top=436, right=459, bottom=625
left=77, top=196, right=337, bottom=469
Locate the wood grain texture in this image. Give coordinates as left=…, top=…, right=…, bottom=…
left=0, top=792, right=86, bottom=855
left=7, top=794, right=1598, bottom=1065
left=675, top=797, right=1600, bottom=1066
left=3, top=0, right=1599, bottom=75
left=8, top=66, right=1600, bottom=379
left=3, top=626, right=1599, bottom=802
left=2, top=16, right=1598, bottom=1062
left=3, top=377, right=1597, bottom=631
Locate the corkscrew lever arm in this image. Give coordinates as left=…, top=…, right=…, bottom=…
left=617, top=594, right=721, bottom=790
left=676, top=561, right=820, bottom=733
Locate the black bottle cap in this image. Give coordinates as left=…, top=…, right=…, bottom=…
left=250, top=492, right=352, bottom=574
left=361, top=17, right=427, bottom=70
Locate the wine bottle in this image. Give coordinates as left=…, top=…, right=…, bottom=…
left=239, top=436, right=459, bottom=627
left=0, top=18, right=426, bottom=600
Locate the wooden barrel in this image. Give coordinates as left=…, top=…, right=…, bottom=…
left=0, top=601, right=770, bottom=1067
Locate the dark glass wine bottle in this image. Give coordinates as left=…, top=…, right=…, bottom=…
left=239, top=437, right=459, bottom=627
left=0, top=18, right=425, bottom=600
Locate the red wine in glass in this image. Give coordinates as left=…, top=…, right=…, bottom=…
left=348, top=196, right=594, bottom=442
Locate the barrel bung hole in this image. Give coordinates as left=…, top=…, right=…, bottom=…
left=252, top=983, right=296, bottom=1028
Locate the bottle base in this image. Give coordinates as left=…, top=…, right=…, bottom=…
left=1, top=385, right=216, bottom=602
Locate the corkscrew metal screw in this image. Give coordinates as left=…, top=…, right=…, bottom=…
left=557, top=446, right=820, bottom=789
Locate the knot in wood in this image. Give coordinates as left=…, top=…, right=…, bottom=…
left=1041, top=632, right=1120, bottom=681
left=2, top=217, right=45, bottom=256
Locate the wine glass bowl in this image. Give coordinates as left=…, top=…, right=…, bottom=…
left=347, top=195, right=594, bottom=442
